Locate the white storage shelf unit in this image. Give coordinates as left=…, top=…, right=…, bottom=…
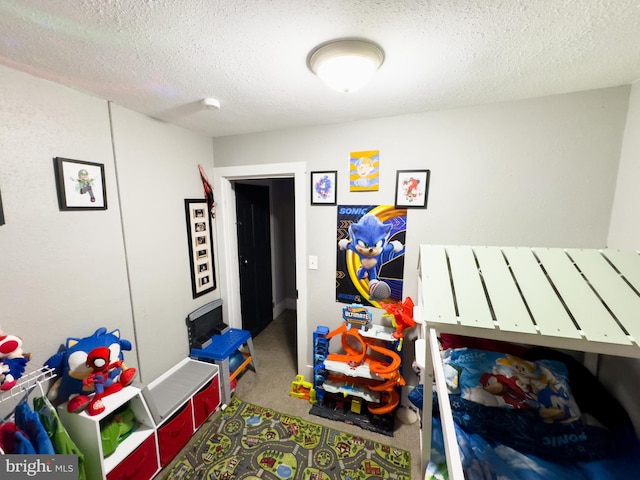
left=417, top=245, right=640, bottom=479
left=58, top=386, right=157, bottom=480
left=58, top=357, right=220, bottom=480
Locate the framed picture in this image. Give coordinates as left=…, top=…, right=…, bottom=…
left=53, top=157, right=107, bottom=210
left=395, top=169, right=430, bottom=208
left=0, top=187, right=5, bottom=226
left=185, top=198, right=216, bottom=298
left=310, top=170, right=337, bottom=205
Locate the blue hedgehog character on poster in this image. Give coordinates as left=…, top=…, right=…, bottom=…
left=338, top=214, right=404, bottom=300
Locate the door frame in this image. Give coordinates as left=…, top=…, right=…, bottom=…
left=213, top=162, right=308, bottom=376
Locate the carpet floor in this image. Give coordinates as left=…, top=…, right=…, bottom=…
left=165, top=395, right=412, bottom=479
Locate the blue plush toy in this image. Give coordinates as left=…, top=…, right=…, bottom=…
left=44, top=328, right=136, bottom=412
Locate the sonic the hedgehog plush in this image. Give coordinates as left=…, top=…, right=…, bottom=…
left=44, top=328, right=136, bottom=413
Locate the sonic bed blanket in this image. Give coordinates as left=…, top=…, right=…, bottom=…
left=426, top=345, right=640, bottom=479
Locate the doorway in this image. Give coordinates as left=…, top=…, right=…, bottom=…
left=213, top=162, right=309, bottom=378
left=235, top=182, right=273, bottom=337
left=234, top=180, right=298, bottom=339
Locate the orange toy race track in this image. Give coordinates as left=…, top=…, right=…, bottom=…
left=324, top=324, right=404, bottom=415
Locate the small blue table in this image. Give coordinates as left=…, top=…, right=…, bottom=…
left=190, top=328, right=257, bottom=405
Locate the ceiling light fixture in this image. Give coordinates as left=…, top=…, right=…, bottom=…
left=307, top=38, right=384, bottom=93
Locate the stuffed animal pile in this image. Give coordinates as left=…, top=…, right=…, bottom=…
left=45, top=328, right=136, bottom=415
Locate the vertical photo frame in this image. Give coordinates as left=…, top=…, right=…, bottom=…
left=185, top=198, right=217, bottom=298
left=53, top=157, right=107, bottom=210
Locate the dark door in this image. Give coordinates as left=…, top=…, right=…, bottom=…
left=235, top=183, right=273, bottom=337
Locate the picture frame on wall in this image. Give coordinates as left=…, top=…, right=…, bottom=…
left=53, top=157, right=107, bottom=210
left=395, top=169, right=430, bottom=208
left=310, top=170, right=337, bottom=205
left=0, top=187, right=5, bottom=226
left=185, top=198, right=216, bottom=298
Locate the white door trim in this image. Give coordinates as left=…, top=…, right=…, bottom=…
left=213, top=162, right=308, bottom=375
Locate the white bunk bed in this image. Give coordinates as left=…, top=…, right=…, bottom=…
left=417, top=244, right=640, bottom=479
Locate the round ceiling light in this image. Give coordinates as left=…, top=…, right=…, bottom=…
left=307, top=39, right=384, bottom=93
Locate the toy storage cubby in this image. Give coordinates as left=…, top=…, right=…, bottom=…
left=58, top=357, right=220, bottom=480
left=143, top=357, right=220, bottom=469
left=58, top=385, right=158, bottom=480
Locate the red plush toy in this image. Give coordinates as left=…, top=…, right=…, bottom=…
left=82, top=347, right=127, bottom=416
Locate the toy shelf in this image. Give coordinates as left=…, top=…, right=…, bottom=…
left=57, top=358, right=221, bottom=480
left=58, top=385, right=157, bottom=480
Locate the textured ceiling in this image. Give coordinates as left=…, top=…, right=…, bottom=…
left=1, top=1, right=640, bottom=138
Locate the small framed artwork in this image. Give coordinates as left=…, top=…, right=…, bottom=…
left=349, top=150, right=379, bottom=192
left=395, top=169, right=431, bottom=208
left=185, top=198, right=216, bottom=298
left=53, top=157, right=107, bottom=210
left=310, top=170, right=337, bottom=205
left=0, top=187, right=5, bottom=225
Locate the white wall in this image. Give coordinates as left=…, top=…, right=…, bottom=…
left=608, top=82, right=640, bottom=249
left=213, top=86, right=630, bottom=369
left=0, top=65, right=134, bottom=378
left=602, top=81, right=640, bottom=434
left=0, top=65, right=216, bottom=416
left=109, top=105, right=219, bottom=382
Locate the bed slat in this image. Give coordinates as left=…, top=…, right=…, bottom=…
left=502, top=247, right=581, bottom=339
left=567, top=249, right=640, bottom=344
left=601, top=249, right=640, bottom=292
left=474, top=246, right=537, bottom=334
left=535, top=248, right=630, bottom=345
left=420, top=245, right=457, bottom=324
left=447, top=246, right=494, bottom=329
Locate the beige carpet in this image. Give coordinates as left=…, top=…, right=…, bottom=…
left=159, top=310, right=423, bottom=479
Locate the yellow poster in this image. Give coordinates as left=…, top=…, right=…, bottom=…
left=349, top=150, right=379, bottom=192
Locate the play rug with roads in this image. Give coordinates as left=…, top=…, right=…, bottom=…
left=165, top=396, right=411, bottom=479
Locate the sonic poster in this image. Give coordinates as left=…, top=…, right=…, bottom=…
left=336, top=205, right=407, bottom=308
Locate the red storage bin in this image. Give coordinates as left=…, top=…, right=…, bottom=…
left=106, top=434, right=158, bottom=480
left=157, top=401, right=194, bottom=467
left=193, top=375, right=220, bottom=428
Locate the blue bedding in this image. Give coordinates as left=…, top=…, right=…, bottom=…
left=425, top=346, right=640, bottom=479
left=428, top=416, right=640, bottom=480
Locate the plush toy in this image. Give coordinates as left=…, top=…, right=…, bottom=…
left=82, top=347, right=125, bottom=415
left=0, top=328, right=31, bottom=391
left=44, top=328, right=136, bottom=413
